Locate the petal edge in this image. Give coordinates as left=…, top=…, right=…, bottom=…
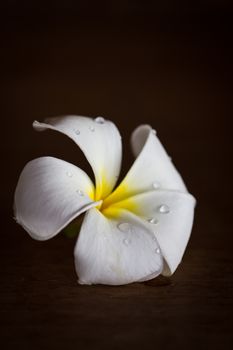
left=14, top=156, right=101, bottom=240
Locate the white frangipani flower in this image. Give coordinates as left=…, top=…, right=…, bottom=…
left=14, top=116, right=196, bottom=285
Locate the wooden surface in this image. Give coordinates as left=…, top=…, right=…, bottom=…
left=1, top=3, right=233, bottom=349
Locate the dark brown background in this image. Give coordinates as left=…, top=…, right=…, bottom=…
left=1, top=1, right=233, bottom=349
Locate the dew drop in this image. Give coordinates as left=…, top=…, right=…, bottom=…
left=148, top=218, right=159, bottom=225
left=158, top=204, right=170, bottom=214
left=89, top=126, right=95, bottom=132
left=117, top=222, right=131, bottom=233
left=152, top=181, right=160, bottom=189
left=123, top=238, right=131, bottom=246
left=155, top=248, right=160, bottom=254
left=74, top=129, right=80, bottom=135
left=66, top=171, right=73, bottom=177
left=95, top=116, right=105, bottom=124
left=76, top=189, right=84, bottom=196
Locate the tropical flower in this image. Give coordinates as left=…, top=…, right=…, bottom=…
left=14, top=116, right=196, bottom=285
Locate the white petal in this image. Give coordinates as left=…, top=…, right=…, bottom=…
left=103, top=125, right=187, bottom=207
left=108, top=190, right=196, bottom=276
left=130, top=125, right=187, bottom=191
left=14, top=157, right=101, bottom=240
left=33, top=116, right=122, bottom=199
left=74, top=208, right=163, bottom=285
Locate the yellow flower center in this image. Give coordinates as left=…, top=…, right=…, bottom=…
left=90, top=176, right=140, bottom=219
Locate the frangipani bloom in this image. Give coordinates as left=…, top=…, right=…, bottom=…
left=14, top=116, right=196, bottom=285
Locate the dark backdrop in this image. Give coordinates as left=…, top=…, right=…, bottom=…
left=1, top=1, right=233, bottom=349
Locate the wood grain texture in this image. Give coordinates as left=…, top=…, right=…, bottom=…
left=1, top=4, right=233, bottom=349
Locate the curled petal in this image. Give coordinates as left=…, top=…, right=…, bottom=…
left=33, top=116, right=122, bottom=200
left=103, top=125, right=187, bottom=207
left=130, top=125, right=187, bottom=192
left=14, top=157, right=101, bottom=240
left=74, top=208, right=163, bottom=285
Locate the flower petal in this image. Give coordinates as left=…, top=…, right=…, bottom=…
left=103, top=125, right=187, bottom=207
left=74, top=208, right=164, bottom=285
left=33, top=116, right=122, bottom=200
left=107, top=190, right=196, bottom=276
left=14, top=157, right=101, bottom=240
left=131, top=125, right=187, bottom=191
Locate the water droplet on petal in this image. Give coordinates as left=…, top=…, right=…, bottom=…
left=66, top=171, right=73, bottom=177
left=151, top=129, right=156, bottom=135
left=155, top=248, right=160, bottom=254
left=95, top=116, right=105, bottom=124
left=158, top=204, right=170, bottom=214
left=123, top=238, right=131, bottom=246
left=89, top=126, right=95, bottom=132
left=76, top=189, right=84, bottom=196
left=148, top=218, right=159, bottom=225
left=74, top=129, right=80, bottom=135
left=152, top=181, right=160, bottom=189
left=118, top=222, right=131, bottom=232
